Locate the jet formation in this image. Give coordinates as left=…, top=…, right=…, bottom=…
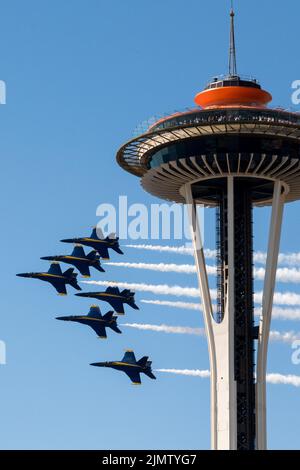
left=17, top=229, right=155, bottom=384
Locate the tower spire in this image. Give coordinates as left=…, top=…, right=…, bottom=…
left=229, top=3, right=237, bottom=77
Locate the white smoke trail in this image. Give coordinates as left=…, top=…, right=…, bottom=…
left=121, top=323, right=205, bottom=336
left=254, top=267, right=300, bottom=283
left=156, top=369, right=300, bottom=387
left=269, top=330, right=300, bottom=344
left=278, top=253, right=300, bottom=266
left=105, top=261, right=300, bottom=284
left=83, top=280, right=300, bottom=306
left=82, top=280, right=207, bottom=299
left=271, top=291, right=300, bottom=306
left=126, top=244, right=300, bottom=267
left=270, top=307, right=300, bottom=321
left=141, top=299, right=202, bottom=311
left=142, top=299, right=300, bottom=321
left=125, top=244, right=194, bottom=256
left=156, top=369, right=211, bottom=378
left=266, top=373, right=300, bottom=387
left=121, top=320, right=300, bottom=344
left=105, top=261, right=200, bottom=275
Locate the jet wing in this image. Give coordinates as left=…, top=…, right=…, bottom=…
left=89, top=324, right=107, bottom=339
left=51, top=280, right=67, bottom=295
left=88, top=306, right=101, bottom=317
left=71, top=245, right=86, bottom=258
left=48, top=263, right=63, bottom=275
left=96, top=245, right=110, bottom=260
left=122, top=351, right=137, bottom=364
left=107, top=299, right=124, bottom=315
left=125, top=370, right=141, bottom=385
left=71, top=261, right=91, bottom=277
left=106, top=287, right=120, bottom=294
left=91, top=227, right=104, bottom=240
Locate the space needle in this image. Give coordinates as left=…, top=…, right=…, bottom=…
left=116, top=7, right=300, bottom=450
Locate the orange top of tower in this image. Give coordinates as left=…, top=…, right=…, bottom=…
left=194, top=79, right=272, bottom=109
left=194, top=7, right=272, bottom=109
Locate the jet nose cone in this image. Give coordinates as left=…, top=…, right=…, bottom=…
left=75, top=292, right=89, bottom=297
left=90, top=362, right=106, bottom=367
left=55, top=316, right=68, bottom=321
left=61, top=238, right=74, bottom=243
left=16, top=273, right=30, bottom=278
left=40, top=256, right=52, bottom=260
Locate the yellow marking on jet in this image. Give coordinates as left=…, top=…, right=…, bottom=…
left=77, top=316, right=104, bottom=322
left=96, top=293, right=123, bottom=298
left=113, top=362, right=139, bottom=368
left=39, top=273, right=65, bottom=279
left=82, top=238, right=107, bottom=244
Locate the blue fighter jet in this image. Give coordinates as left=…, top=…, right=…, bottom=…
left=56, top=305, right=121, bottom=339
left=61, top=227, right=123, bottom=260
left=90, top=350, right=156, bottom=384
left=41, top=245, right=104, bottom=278
left=17, top=262, right=81, bottom=295
left=76, top=286, right=139, bottom=315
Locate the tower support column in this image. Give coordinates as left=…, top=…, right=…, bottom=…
left=185, top=175, right=258, bottom=450
left=184, top=179, right=237, bottom=450
left=256, top=181, right=285, bottom=449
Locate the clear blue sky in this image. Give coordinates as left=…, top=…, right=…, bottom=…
left=0, top=0, right=300, bottom=450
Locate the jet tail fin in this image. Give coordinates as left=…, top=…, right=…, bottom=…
left=63, top=267, right=75, bottom=278
left=69, top=279, right=82, bottom=290
left=111, top=241, right=124, bottom=255
left=102, top=311, right=114, bottom=321
left=128, top=300, right=139, bottom=310
left=86, top=250, right=98, bottom=260
left=144, top=370, right=156, bottom=380
left=94, top=264, right=105, bottom=273
left=109, top=323, right=122, bottom=334
left=63, top=268, right=81, bottom=290
left=137, top=356, right=149, bottom=367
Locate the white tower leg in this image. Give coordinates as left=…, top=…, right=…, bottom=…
left=184, top=178, right=237, bottom=450
left=256, top=181, right=285, bottom=450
